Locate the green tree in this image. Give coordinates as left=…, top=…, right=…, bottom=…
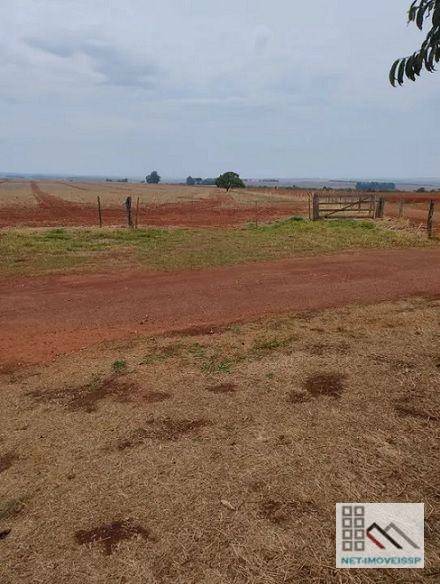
left=390, top=1, right=440, bottom=85
left=186, top=176, right=195, bottom=186
left=146, top=170, right=161, bottom=184
left=215, top=172, right=245, bottom=191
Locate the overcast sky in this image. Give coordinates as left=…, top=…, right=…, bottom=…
left=1, top=0, right=439, bottom=179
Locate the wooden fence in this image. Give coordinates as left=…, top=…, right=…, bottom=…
left=311, top=193, right=377, bottom=220
left=310, top=193, right=437, bottom=237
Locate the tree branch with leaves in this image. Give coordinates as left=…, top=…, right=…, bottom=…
left=390, top=0, right=440, bottom=85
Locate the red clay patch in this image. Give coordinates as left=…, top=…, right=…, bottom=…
left=30, top=375, right=140, bottom=413
left=304, top=373, right=346, bottom=398
left=75, top=519, right=155, bottom=555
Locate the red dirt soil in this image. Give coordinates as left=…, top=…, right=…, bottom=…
left=1, top=247, right=440, bottom=365
left=0, top=181, right=305, bottom=228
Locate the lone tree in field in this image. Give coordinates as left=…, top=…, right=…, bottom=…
left=390, top=1, right=440, bottom=85
left=146, top=170, right=161, bottom=184
left=186, top=176, right=195, bottom=186
left=215, top=172, right=245, bottom=192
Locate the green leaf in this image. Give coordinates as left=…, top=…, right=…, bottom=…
left=397, top=59, right=406, bottom=85
left=417, top=7, right=425, bottom=29
left=389, top=59, right=400, bottom=86
left=409, top=1, right=419, bottom=22
left=405, top=56, right=416, bottom=80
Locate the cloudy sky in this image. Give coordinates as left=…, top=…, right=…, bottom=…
left=2, top=0, right=439, bottom=179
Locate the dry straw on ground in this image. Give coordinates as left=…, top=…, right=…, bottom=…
left=0, top=297, right=439, bottom=583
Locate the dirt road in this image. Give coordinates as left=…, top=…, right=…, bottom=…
left=1, top=247, right=440, bottom=365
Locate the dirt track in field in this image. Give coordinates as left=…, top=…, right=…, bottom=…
left=1, top=247, right=440, bottom=365
left=30, top=181, right=79, bottom=209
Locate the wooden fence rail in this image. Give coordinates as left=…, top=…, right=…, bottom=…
left=310, top=192, right=436, bottom=238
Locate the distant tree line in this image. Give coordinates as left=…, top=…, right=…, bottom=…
left=356, top=182, right=396, bottom=192
left=186, top=176, right=217, bottom=186
left=144, top=170, right=246, bottom=190
left=186, top=176, right=203, bottom=185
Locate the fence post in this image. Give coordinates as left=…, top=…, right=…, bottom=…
left=135, top=196, right=140, bottom=229
left=312, top=193, right=320, bottom=221
left=370, top=195, right=375, bottom=218
left=125, top=196, right=133, bottom=228
left=97, top=196, right=103, bottom=227
left=427, top=200, right=435, bottom=238
left=398, top=199, right=405, bottom=218
left=376, top=197, right=385, bottom=218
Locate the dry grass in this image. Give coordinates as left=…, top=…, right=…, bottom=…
left=0, top=298, right=439, bottom=583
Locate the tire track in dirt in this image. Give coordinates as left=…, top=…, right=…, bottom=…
left=30, top=181, right=80, bottom=209
left=1, top=247, right=440, bottom=365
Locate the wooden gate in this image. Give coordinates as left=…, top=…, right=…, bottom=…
left=311, top=193, right=378, bottom=220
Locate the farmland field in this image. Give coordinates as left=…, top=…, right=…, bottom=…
left=0, top=180, right=309, bottom=228
left=1, top=179, right=439, bottom=231
left=1, top=180, right=440, bottom=583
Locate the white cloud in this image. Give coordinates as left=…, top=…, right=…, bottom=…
left=26, top=36, right=159, bottom=88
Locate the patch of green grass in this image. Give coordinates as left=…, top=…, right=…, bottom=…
left=42, top=228, right=70, bottom=240
left=228, top=324, right=242, bottom=334
left=186, top=343, right=208, bottom=359
left=201, top=357, right=233, bottom=375
left=112, top=359, right=127, bottom=373
left=252, top=334, right=296, bottom=354
left=133, top=324, right=299, bottom=378
left=0, top=219, right=434, bottom=277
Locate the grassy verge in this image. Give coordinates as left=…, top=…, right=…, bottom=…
left=0, top=218, right=434, bottom=277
